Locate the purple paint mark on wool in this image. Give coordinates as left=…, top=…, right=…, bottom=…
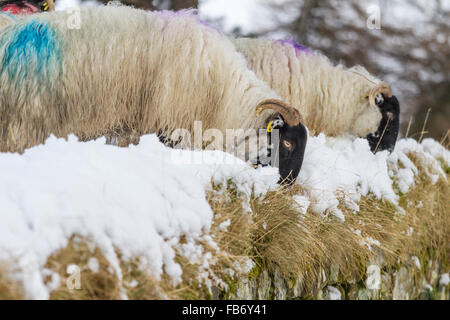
left=155, top=9, right=221, bottom=33
left=277, top=38, right=312, bottom=55
left=197, top=19, right=222, bottom=33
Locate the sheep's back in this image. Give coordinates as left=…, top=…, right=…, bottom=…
left=0, top=6, right=277, bottom=151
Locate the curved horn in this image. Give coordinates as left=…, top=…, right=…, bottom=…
left=47, top=0, right=55, bottom=11
left=369, top=82, right=393, bottom=107
left=255, top=99, right=303, bottom=126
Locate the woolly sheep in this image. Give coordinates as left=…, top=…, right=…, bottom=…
left=0, top=6, right=307, bottom=183
left=232, top=38, right=400, bottom=152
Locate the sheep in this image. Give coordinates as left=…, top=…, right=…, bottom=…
left=232, top=37, right=400, bottom=152
left=0, top=5, right=307, bottom=183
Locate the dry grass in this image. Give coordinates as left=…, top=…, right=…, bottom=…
left=246, top=187, right=378, bottom=293
left=42, top=237, right=212, bottom=300
left=207, top=181, right=256, bottom=269
left=45, top=238, right=122, bottom=300
left=120, top=257, right=187, bottom=300
left=1, top=152, right=448, bottom=300
left=204, top=152, right=449, bottom=297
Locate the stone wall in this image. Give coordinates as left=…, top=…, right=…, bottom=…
left=213, top=259, right=449, bottom=300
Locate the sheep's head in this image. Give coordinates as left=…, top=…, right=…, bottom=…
left=256, top=99, right=307, bottom=185
left=366, top=82, right=400, bottom=153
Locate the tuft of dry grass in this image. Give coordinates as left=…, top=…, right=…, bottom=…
left=0, top=266, right=24, bottom=300
left=44, top=237, right=202, bottom=300
left=45, top=238, right=122, bottom=300
left=207, top=181, right=256, bottom=268
left=120, top=257, right=182, bottom=300
left=41, top=236, right=219, bottom=300
left=249, top=187, right=374, bottom=293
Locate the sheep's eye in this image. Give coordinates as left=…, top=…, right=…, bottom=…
left=282, top=140, right=292, bottom=150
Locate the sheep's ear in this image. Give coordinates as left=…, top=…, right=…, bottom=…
left=369, top=82, right=392, bottom=107
left=374, top=93, right=384, bottom=106
left=266, top=115, right=285, bottom=133
left=271, top=115, right=285, bottom=129
left=366, top=93, right=385, bottom=107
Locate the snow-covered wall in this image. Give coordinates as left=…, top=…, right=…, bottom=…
left=0, top=134, right=448, bottom=299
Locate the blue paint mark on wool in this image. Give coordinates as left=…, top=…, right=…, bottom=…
left=0, top=20, right=61, bottom=85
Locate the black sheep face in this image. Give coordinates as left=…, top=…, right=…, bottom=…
left=269, top=115, right=308, bottom=185
left=366, top=94, right=400, bottom=153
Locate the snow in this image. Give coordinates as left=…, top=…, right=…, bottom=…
left=0, top=133, right=448, bottom=299
left=325, top=286, right=342, bottom=300
left=87, top=257, right=100, bottom=273
left=298, top=134, right=396, bottom=221
left=360, top=236, right=381, bottom=251
left=218, top=219, right=231, bottom=231
left=297, top=134, right=448, bottom=222
left=439, top=273, right=449, bottom=287
left=41, top=268, right=60, bottom=292
left=293, top=194, right=310, bottom=216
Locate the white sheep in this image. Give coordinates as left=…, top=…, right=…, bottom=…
left=0, top=6, right=307, bottom=183
left=233, top=38, right=400, bottom=152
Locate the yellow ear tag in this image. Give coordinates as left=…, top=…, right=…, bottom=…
left=267, top=121, right=273, bottom=133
